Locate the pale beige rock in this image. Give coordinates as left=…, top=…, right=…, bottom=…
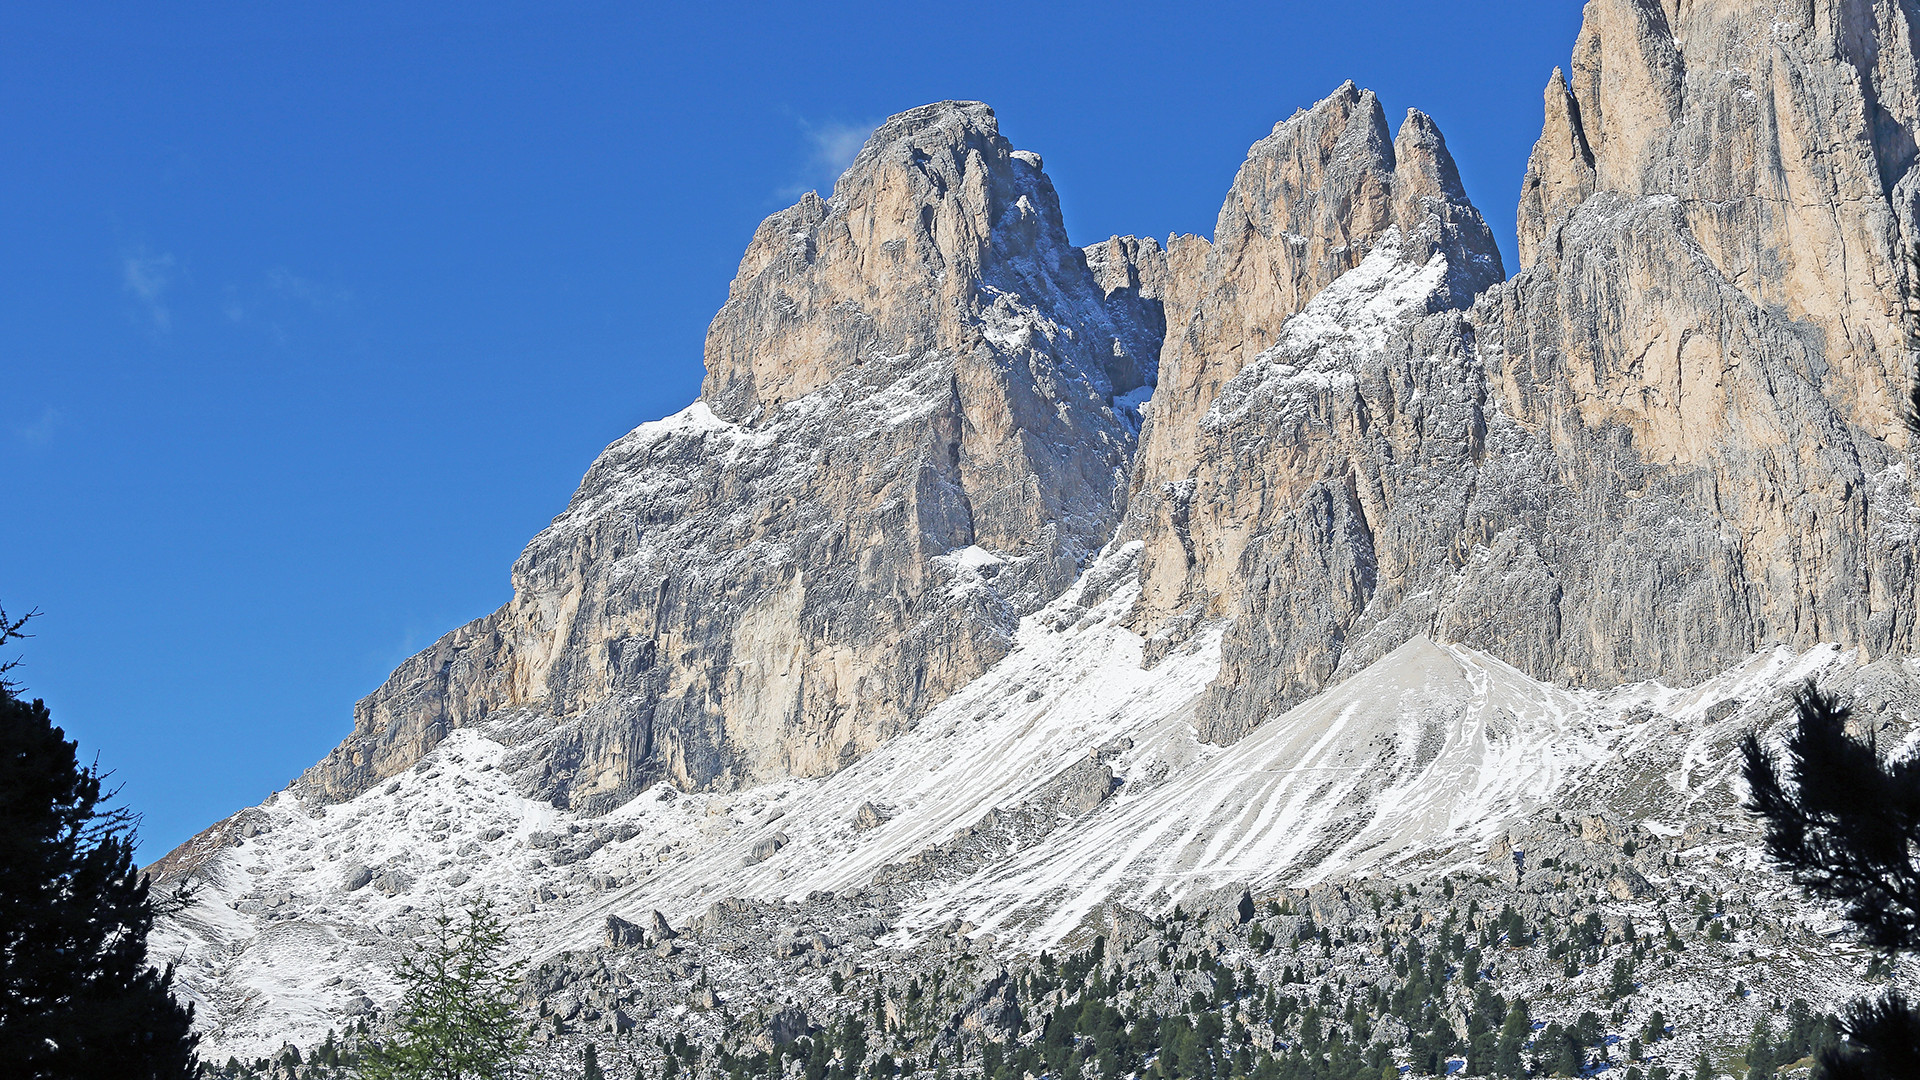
left=1124, top=83, right=1504, bottom=659
left=1516, top=69, right=1596, bottom=268
left=1553, top=0, right=1920, bottom=435
left=297, top=102, right=1164, bottom=809
left=1152, top=0, right=1920, bottom=744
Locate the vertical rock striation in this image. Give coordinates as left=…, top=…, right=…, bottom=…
left=1122, top=83, right=1505, bottom=671
left=299, top=102, right=1164, bottom=809
left=1146, top=0, right=1920, bottom=745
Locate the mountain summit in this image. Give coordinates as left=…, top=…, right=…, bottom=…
left=156, top=0, right=1920, bottom=1066
left=299, top=100, right=1161, bottom=811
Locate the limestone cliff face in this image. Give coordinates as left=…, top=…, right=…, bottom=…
left=1474, top=0, right=1920, bottom=669
left=1153, top=0, right=1920, bottom=743
left=300, top=102, right=1163, bottom=808
left=1528, top=0, right=1920, bottom=433
left=264, top=0, right=1920, bottom=813
left=1123, top=83, right=1505, bottom=660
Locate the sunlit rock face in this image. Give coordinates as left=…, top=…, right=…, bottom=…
left=159, top=0, right=1920, bottom=1062
left=300, top=101, right=1165, bottom=810
left=1127, top=0, right=1920, bottom=744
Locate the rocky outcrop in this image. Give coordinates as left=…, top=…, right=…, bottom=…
left=1123, top=84, right=1504, bottom=658
left=604, top=914, right=646, bottom=948
left=1150, top=0, right=1920, bottom=744
left=154, top=5, right=1920, bottom=1060
left=1542, top=0, right=1918, bottom=435
left=1475, top=0, right=1920, bottom=667
left=296, top=102, right=1164, bottom=809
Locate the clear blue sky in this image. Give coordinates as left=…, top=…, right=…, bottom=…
left=3, top=1, right=1588, bottom=859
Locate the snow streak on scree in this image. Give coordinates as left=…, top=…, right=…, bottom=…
left=148, top=220, right=1919, bottom=1060
left=149, top=515, right=1876, bottom=1059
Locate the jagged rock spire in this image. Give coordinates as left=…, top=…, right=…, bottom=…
left=1125, top=81, right=1501, bottom=641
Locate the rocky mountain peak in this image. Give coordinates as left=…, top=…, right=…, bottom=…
left=1124, top=81, right=1501, bottom=642
left=292, top=99, right=1163, bottom=814
left=1156, top=0, right=1920, bottom=746
left=701, top=99, right=1146, bottom=423
left=152, top=7, right=1920, bottom=1062
left=1516, top=67, right=1597, bottom=268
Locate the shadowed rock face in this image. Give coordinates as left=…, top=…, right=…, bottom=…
left=298, top=101, right=1165, bottom=809
left=1155, top=0, right=1920, bottom=744
left=184, top=0, right=1920, bottom=888
left=1121, top=82, right=1507, bottom=671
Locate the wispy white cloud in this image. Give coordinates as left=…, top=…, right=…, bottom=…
left=806, top=120, right=874, bottom=179
left=781, top=117, right=880, bottom=200
left=264, top=267, right=354, bottom=310
left=12, top=405, right=62, bottom=447
left=220, top=268, right=354, bottom=337
left=122, top=250, right=178, bottom=331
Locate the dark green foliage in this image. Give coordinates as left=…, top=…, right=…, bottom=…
left=357, top=899, right=528, bottom=1080
left=1608, top=957, right=1637, bottom=1001
left=1493, top=999, right=1530, bottom=1079
left=1743, top=683, right=1920, bottom=1078
left=0, top=606, right=200, bottom=1079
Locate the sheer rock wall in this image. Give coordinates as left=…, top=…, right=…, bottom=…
left=1161, top=0, right=1920, bottom=743
left=300, top=103, right=1163, bottom=808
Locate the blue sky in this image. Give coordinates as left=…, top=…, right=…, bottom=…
left=3, top=1, right=1588, bottom=859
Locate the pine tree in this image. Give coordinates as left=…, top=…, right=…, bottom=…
left=1743, top=684, right=1920, bottom=1078
left=357, top=898, right=529, bottom=1079
left=1493, top=1000, right=1530, bottom=1079
left=0, top=605, right=200, bottom=1078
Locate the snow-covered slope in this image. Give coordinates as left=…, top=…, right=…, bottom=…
left=150, top=6, right=1920, bottom=1055
left=149, top=527, right=1903, bottom=1058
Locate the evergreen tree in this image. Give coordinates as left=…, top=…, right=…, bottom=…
left=0, top=605, right=200, bottom=1078
left=1743, top=684, right=1920, bottom=1078
left=1493, top=1000, right=1530, bottom=1078
left=357, top=898, right=528, bottom=1079
left=1746, top=1017, right=1776, bottom=1080
left=1607, top=957, right=1636, bottom=1000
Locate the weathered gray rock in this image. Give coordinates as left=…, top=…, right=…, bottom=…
left=1123, top=83, right=1506, bottom=695
left=950, top=969, right=1020, bottom=1043
left=1607, top=866, right=1653, bottom=901
left=1037, top=756, right=1116, bottom=816
left=371, top=868, right=411, bottom=897
left=852, top=801, right=891, bottom=832
left=1125, top=0, right=1920, bottom=745
left=645, top=910, right=676, bottom=943
left=293, top=101, right=1165, bottom=812
left=744, top=832, right=789, bottom=866
left=762, top=1006, right=815, bottom=1050
left=604, top=914, right=645, bottom=948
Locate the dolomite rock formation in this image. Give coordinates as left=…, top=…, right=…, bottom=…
left=153, top=3, right=1920, bottom=1060
left=1123, top=83, right=1505, bottom=653
left=1151, top=0, right=1920, bottom=743
left=298, top=101, right=1164, bottom=809
left=218, top=0, right=1920, bottom=815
